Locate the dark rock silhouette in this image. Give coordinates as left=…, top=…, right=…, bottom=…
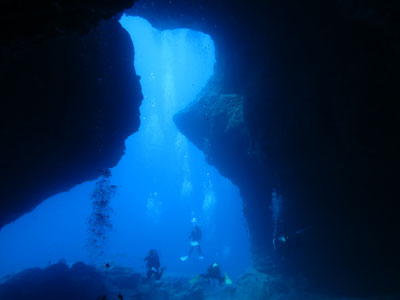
left=0, top=1, right=135, bottom=45
left=0, top=2, right=142, bottom=228
left=140, top=0, right=400, bottom=296
left=0, top=262, right=107, bottom=300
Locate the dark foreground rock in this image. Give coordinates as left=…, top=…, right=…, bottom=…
left=1, top=1, right=135, bottom=45
left=0, top=2, right=142, bottom=228
left=0, top=262, right=107, bottom=300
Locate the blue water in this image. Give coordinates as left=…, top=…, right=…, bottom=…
left=0, top=16, right=250, bottom=280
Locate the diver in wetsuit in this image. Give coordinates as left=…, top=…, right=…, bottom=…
left=180, top=218, right=203, bottom=261
left=200, top=263, right=225, bottom=284
left=273, top=231, right=289, bottom=252
left=144, top=249, right=166, bottom=280
left=188, top=263, right=232, bottom=286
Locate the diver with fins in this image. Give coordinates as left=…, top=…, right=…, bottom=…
left=180, top=217, right=204, bottom=261
left=273, top=231, right=289, bottom=251
left=144, top=249, right=166, bottom=280
left=190, top=263, right=232, bottom=286
left=273, top=227, right=310, bottom=253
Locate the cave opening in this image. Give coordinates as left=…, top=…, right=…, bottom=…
left=0, top=16, right=250, bottom=281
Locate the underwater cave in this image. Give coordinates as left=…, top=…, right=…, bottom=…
left=1, top=1, right=400, bottom=300
left=0, top=15, right=251, bottom=280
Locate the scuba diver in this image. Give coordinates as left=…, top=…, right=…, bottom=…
left=190, top=263, right=232, bottom=286
left=144, top=249, right=166, bottom=280
left=273, top=228, right=310, bottom=255
left=180, top=217, right=203, bottom=261
left=273, top=231, right=289, bottom=251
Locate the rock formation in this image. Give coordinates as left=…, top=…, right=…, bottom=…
left=130, top=0, right=400, bottom=295
left=0, top=1, right=142, bottom=228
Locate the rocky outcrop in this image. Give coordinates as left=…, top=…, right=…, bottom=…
left=1, top=1, right=135, bottom=45
left=174, top=79, right=273, bottom=271
left=0, top=2, right=141, bottom=228
left=0, top=262, right=107, bottom=300
left=132, top=0, right=400, bottom=296
left=3, top=263, right=393, bottom=300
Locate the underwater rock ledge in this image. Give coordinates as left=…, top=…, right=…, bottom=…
left=0, top=1, right=136, bottom=46
left=168, top=0, right=400, bottom=296
left=0, top=6, right=142, bottom=228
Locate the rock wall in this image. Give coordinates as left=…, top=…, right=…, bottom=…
left=0, top=1, right=141, bottom=228
left=1, top=1, right=135, bottom=45
left=131, top=0, right=400, bottom=295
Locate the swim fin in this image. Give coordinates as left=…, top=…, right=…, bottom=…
left=189, top=275, right=201, bottom=285
left=224, top=273, right=232, bottom=285
left=180, top=256, right=189, bottom=262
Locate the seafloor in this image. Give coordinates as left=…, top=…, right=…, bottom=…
left=0, top=262, right=395, bottom=300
